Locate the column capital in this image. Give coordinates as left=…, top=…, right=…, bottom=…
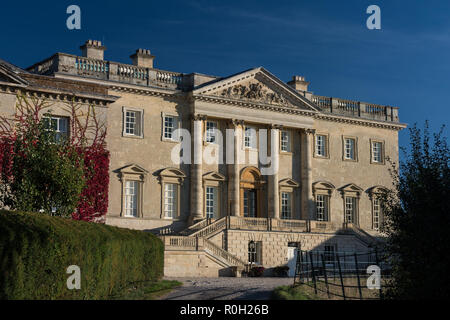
left=304, top=128, right=316, bottom=135
left=269, top=124, right=283, bottom=130
left=192, top=114, right=207, bottom=121
left=228, top=119, right=245, bottom=127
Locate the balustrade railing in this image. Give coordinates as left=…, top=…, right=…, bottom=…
left=311, top=94, right=398, bottom=123
left=190, top=217, right=227, bottom=238
left=118, top=64, right=148, bottom=80
left=164, top=236, right=199, bottom=250
left=156, top=71, right=183, bottom=84
left=76, top=57, right=109, bottom=74
left=203, top=239, right=246, bottom=267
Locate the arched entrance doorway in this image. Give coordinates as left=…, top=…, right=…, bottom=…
left=240, top=167, right=265, bottom=217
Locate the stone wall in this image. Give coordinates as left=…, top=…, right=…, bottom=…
left=226, top=230, right=368, bottom=269
left=164, top=250, right=232, bottom=277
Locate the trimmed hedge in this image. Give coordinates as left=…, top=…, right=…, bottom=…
left=0, top=210, right=164, bottom=300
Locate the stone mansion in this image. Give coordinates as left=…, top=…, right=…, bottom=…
left=0, top=40, right=406, bottom=277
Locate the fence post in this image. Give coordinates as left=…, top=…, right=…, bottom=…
left=309, top=251, right=317, bottom=295
left=336, top=253, right=346, bottom=300
left=321, top=254, right=330, bottom=298
left=354, top=253, right=363, bottom=300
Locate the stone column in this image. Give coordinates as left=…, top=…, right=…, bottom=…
left=301, top=129, right=315, bottom=219
left=190, top=114, right=205, bottom=222
left=227, top=119, right=243, bottom=216
left=269, top=125, right=281, bottom=219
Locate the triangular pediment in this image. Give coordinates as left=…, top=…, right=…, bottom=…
left=279, top=178, right=300, bottom=188
left=339, top=183, right=363, bottom=195
left=119, top=163, right=148, bottom=175
left=203, top=171, right=226, bottom=182
left=0, top=61, right=28, bottom=85
left=193, top=67, right=318, bottom=112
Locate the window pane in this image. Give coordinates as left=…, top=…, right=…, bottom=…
left=345, top=138, right=355, bottom=160
left=281, top=192, right=291, bottom=219
left=126, top=111, right=136, bottom=135
left=206, top=186, right=217, bottom=219
left=345, top=197, right=357, bottom=223
left=372, top=142, right=383, bottom=162
left=245, top=127, right=257, bottom=148
left=281, top=131, right=290, bottom=152
left=373, top=198, right=381, bottom=230
left=164, top=183, right=178, bottom=218
left=206, top=121, right=217, bottom=143
left=125, top=181, right=138, bottom=217
left=316, top=135, right=327, bottom=157
left=316, top=194, right=328, bottom=221
left=164, top=116, right=175, bottom=139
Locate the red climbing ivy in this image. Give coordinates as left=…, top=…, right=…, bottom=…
left=0, top=94, right=109, bottom=222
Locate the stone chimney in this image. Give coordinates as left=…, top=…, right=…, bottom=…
left=80, top=40, right=106, bottom=60
left=287, top=75, right=310, bottom=92
left=130, top=49, right=155, bottom=68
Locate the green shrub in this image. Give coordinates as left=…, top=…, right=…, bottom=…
left=0, top=210, right=164, bottom=300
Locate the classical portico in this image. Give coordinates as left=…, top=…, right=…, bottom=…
left=188, top=67, right=318, bottom=223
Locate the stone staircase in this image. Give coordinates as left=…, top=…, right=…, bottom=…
left=167, top=217, right=245, bottom=270
left=338, top=223, right=384, bottom=248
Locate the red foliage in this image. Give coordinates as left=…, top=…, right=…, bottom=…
left=72, top=145, right=110, bottom=222
left=0, top=95, right=110, bottom=223
left=0, top=137, right=14, bottom=182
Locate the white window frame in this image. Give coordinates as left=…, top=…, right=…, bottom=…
left=124, top=180, right=139, bottom=217
left=371, top=140, right=385, bottom=164
left=373, top=197, right=381, bottom=230
left=345, top=196, right=358, bottom=224
left=162, top=113, right=180, bottom=142
left=280, top=130, right=291, bottom=152
left=42, top=115, right=69, bottom=143
left=205, top=120, right=218, bottom=144
left=343, top=137, right=357, bottom=161
left=164, top=183, right=178, bottom=219
left=119, top=164, right=147, bottom=219
left=205, top=186, right=218, bottom=219
left=244, top=125, right=258, bottom=149
left=315, top=134, right=328, bottom=158
left=281, top=192, right=292, bottom=219
left=123, top=107, right=144, bottom=138
left=316, top=194, right=329, bottom=221
left=159, top=168, right=185, bottom=220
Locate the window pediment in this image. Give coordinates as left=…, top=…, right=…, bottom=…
left=313, top=181, right=335, bottom=190
left=339, top=183, right=363, bottom=197
left=159, top=167, right=186, bottom=184
left=279, top=178, right=300, bottom=188
left=203, top=171, right=226, bottom=182
left=367, top=185, right=388, bottom=198
left=118, top=163, right=148, bottom=182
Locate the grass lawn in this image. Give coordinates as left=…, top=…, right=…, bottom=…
left=273, top=278, right=384, bottom=300
left=109, top=280, right=182, bottom=300
left=272, top=285, right=318, bottom=300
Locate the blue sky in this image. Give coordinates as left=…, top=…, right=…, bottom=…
left=1, top=0, right=449, bottom=152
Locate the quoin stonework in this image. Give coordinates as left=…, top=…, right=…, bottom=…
left=0, top=40, right=406, bottom=277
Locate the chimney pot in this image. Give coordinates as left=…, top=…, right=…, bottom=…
left=80, top=40, right=106, bottom=60
left=288, top=75, right=310, bottom=92
left=130, top=48, right=155, bottom=68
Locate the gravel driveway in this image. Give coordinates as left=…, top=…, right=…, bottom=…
left=160, top=277, right=293, bottom=300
